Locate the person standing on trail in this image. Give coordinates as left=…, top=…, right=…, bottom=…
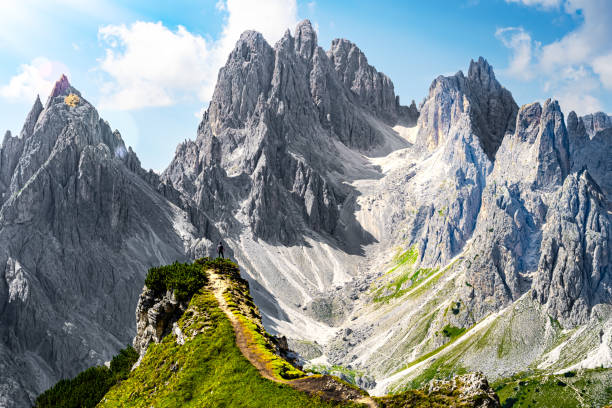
left=217, top=241, right=224, bottom=259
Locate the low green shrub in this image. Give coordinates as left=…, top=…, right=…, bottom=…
left=145, top=261, right=208, bottom=300
left=34, top=345, right=138, bottom=408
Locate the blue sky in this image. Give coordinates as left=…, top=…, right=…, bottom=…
left=1, top=0, right=611, bottom=171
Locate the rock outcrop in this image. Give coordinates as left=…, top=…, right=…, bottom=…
left=132, top=288, right=189, bottom=359
left=426, top=372, right=500, bottom=407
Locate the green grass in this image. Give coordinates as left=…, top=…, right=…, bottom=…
left=307, top=364, right=365, bottom=385
left=34, top=346, right=138, bottom=408
left=221, top=267, right=304, bottom=381
left=384, top=246, right=419, bottom=276
left=374, top=267, right=439, bottom=303
left=99, top=290, right=345, bottom=407
left=442, top=325, right=465, bottom=339
left=492, top=368, right=612, bottom=408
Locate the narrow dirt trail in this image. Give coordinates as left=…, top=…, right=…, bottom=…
left=209, top=271, right=378, bottom=408
left=210, top=270, right=278, bottom=382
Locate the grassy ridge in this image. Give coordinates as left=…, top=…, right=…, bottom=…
left=100, top=288, right=344, bottom=407
left=99, top=259, right=348, bottom=407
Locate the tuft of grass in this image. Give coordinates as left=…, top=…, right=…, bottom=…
left=374, top=267, right=439, bottom=303
left=307, top=364, right=365, bottom=385
left=442, top=325, right=465, bottom=339
left=386, top=246, right=419, bottom=275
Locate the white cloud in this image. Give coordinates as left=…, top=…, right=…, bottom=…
left=307, top=1, right=317, bottom=14
left=505, top=0, right=562, bottom=9
left=98, top=22, right=211, bottom=110
left=555, top=91, right=603, bottom=115
left=499, top=0, right=612, bottom=114
left=0, top=57, right=69, bottom=102
left=495, top=27, right=539, bottom=80
left=98, top=0, right=298, bottom=111
left=592, top=53, right=612, bottom=90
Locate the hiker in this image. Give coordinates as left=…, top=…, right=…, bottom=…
left=217, top=241, right=224, bottom=259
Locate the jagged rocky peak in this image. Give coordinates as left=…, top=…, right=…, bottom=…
left=328, top=38, right=395, bottom=121
left=581, top=111, right=612, bottom=137
left=416, top=57, right=518, bottom=159
left=46, top=74, right=80, bottom=106
left=467, top=57, right=496, bottom=90
left=530, top=99, right=570, bottom=187
left=327, top=35, right=418, bottom=125
left=0, top=71, right=191, bottom=406
left=293, top=19, right=317, bottom=59
left=50, top=74, right=71, bottom=97
left=207, top=30, right=274, bottom=133
left=566, top=110, right=612, bottom=203
left=20, top=95, right=43, bottom=139
left=463, top=99, right=570, bottom=322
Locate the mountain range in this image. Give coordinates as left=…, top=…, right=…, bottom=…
left=0, top=19, right=610, bottom=407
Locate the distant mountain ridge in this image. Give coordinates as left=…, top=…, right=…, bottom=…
left=0, top=19, right=611, bottom=407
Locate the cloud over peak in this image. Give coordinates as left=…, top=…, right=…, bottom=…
left=498, top=0, right=612, bottom=115
left=97, top=0, right=299, bottom=111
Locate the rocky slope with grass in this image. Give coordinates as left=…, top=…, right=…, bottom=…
left=36, top=259, right=501, bottom=407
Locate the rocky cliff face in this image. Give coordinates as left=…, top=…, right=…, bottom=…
left=462, top=99, right=610, bottom=327
left=132, top=288, right=189, bottom=364
left=0, top=76, right=197, bottom=407
left=581, top=111, right=612, bottom=137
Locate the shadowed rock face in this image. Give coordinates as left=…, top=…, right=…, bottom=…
left=567, top=111, right=612, bottom=204
left=581, top=111, right=612, bottom=137
left=416, top=57, right=518, bottom=160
